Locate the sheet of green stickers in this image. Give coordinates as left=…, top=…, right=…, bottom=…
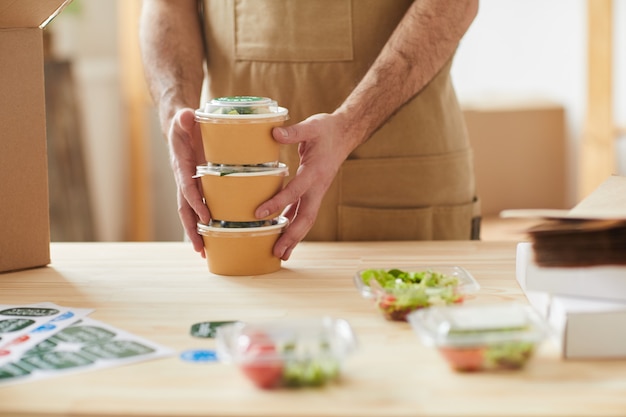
left=0, top=310, right=174, bottom=387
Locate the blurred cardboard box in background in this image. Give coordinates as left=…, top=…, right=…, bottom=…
left=0, top=0, right=71, bottom=273
left=464, top=103, right=568, bottom=216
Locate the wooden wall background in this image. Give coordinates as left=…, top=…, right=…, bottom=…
left=579, top=0, right=616, bottom=199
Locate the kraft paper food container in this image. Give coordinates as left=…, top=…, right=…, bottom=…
left=194, top=163, right=288, bottom=222
left=215, top=316, right=357, bottom=389
left=408, top=303, right=550, bottom=372
left=195, top=96, right=289, bottom=165
left=354, top=266, right=480, bottom=321
left=197, top=217, right=288, bottom=276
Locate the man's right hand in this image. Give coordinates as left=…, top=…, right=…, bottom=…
left=167, top=108, right=210, bottom=257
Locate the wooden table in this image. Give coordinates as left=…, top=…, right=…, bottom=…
left=1, top=241, right=625, bottom=417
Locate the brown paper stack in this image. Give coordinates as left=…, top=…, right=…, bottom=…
left=501, top=175, right=626, bottom=267
left=526, top=219, right=626, bottom=267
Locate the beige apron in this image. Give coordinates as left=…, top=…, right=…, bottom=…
left=200, top=0, right=480, bottom=241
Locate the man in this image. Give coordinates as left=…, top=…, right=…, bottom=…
left=139, top=0, right=480, bottom=261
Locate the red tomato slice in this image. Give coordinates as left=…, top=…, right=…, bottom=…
left=377, top=294, right=397, bottom=310
left=453, top=295, right=465, bottom=304
left=240, top=332, right=284, bottom=389
left=438, top=346, right=484, bottom=372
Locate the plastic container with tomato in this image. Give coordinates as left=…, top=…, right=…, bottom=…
left=215, top=317, right=357, bottom=389
left=354, top=266, right=480, bottom=321
left=407, top=303, right=551, bottom=372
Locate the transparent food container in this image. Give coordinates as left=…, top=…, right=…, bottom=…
left=215, top=317, right=358, bottom=389
left=354, top=266, right=480, bottom=321
left=408, top=303, right=550, bottom=372
left=197, top=217, right=287, bottom=276
left=195, top=96, right=289, bottom=165
left=195, top=163, right=288, bottom=222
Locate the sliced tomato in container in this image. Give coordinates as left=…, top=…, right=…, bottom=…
left=438, top=346, right=484, bottom=372
left=239, top=332, right=284, bottom=389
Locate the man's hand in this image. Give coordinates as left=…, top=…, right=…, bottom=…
left=255, top=113, right=357, bottom=261
left=168, top=108, right=210, bottom=257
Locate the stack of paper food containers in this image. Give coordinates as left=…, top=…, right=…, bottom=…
left=510, top=176, right=626, bottom=359
left=194, top=96, right=289, bottom=276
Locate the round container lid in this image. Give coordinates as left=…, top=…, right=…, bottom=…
left=195, top=96, right=289, bottom=121
left=197, top=216, right=288, bottom=235
left=194, top=162, right=288, bottom=178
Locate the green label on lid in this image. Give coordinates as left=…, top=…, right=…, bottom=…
left=214, top=96, right=270, bottom=104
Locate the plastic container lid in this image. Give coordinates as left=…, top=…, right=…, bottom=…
left=197, top=216, right=288, bottom=236
left=195, top=96, right=289, bottom=121
left=216, top=316, right=358, bottom=363
left=407, top=303, right=551, bottom=348
left=194, top=162, right=288, bottom=178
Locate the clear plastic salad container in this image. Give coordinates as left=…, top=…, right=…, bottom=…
left=215, top=317, right=358, bottom=389
left=354, top=266, right=480, bottom=321
left=408, top=303, right=550, bottom=372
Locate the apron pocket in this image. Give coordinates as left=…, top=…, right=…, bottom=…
left=234, top=0, right=353, bottom=62
left=338, top=200, right=478, bottom=241
left=340, top=151, right=475, bottom=208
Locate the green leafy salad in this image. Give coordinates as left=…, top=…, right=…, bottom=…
left=280, top=340, right=340, bottom=387
left=359, top=268, right=464, bottom=321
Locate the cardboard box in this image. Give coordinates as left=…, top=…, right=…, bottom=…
left=0, top=0, right=71, bottom=273
left=463, top=102, right=567, bottom=216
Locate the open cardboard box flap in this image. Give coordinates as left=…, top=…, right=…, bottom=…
left=501, top=175, right=626, bottom=220
left=0, top=0, right=71, bottom=273
left=0, top=0, right=71, bottom=28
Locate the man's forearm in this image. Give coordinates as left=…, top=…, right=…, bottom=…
left=139, top=0, right=205, bottom=136
left=335, top=0, right=478, bottom=151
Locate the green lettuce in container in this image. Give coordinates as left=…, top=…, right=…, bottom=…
left=354, top=267, right=480, bottom=321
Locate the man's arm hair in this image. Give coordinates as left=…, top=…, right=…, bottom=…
left=139, top=0, right=205, bottom=137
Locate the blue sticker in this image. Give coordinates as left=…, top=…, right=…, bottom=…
left=51, top=312, right=75, bottom=322
left=179, top=349, right=218, bottom=363
left=31, top=323, right=57, bottom=333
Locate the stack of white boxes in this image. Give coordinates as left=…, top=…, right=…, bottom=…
left=510, top=176, right=626, bottom=359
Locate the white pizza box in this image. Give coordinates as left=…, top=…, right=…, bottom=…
left=548, top=295, right=626, bottom=359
